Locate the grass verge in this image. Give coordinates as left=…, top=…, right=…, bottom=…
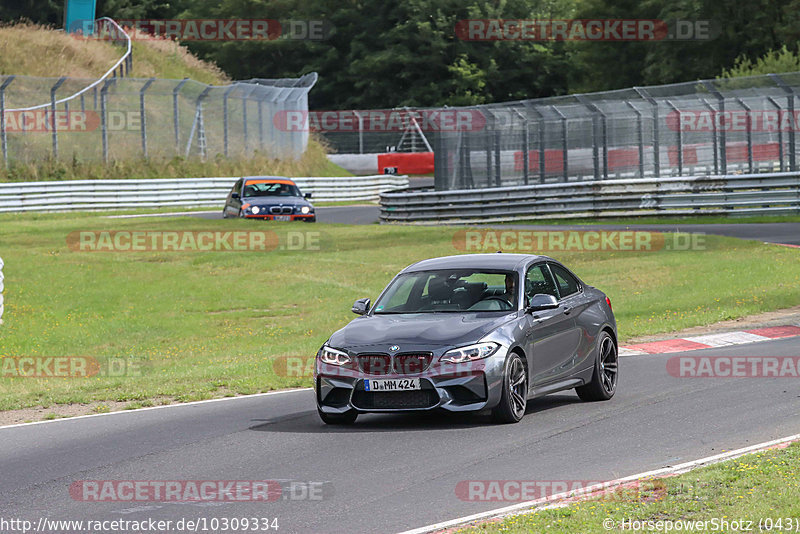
left=455, top=442, right=800, bottom=533
left=505, top=214, right=800, bottom=226
left=0, top=138, right=351, bottom=181
left=0, top=214, right=798, bottom=411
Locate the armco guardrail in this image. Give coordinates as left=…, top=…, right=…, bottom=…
left=379, top=172, right=800, bottom=224
left=0, top=175, right=408, bottom=213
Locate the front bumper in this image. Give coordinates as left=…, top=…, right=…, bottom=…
left=315, top=347, right=509, bottom=415
left=243, top=213, right=315, bottom=221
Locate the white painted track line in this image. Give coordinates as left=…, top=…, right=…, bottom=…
left=398, top=433, right=800, bottom=534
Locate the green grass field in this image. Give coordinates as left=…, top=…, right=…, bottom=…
left=456, top=443, right=800, bottom=534
left=507, top=214, right=800, bottom=225
left=0, top=213, right=798, bottom=411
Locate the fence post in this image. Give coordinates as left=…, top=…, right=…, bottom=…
left=699, top=98, right=719, bottom=174
left=769, top=74, right=796, bottom=172
left=634, top=87, right=659, bottom=177
left=241, top=86, right=255, bottom=156
left=525, top=102, right=546, bottom=183
left=172, top=78, right=189, bottom=153
left=0, top=76, right=15, bottom=168
left=665, top=100, right=682, bottom=175
left=222, top=85, right=237, bottom=157
left=354, top=111, right=364, bottom=154
left=766, top=96, right=785, bottom=172
left=625, top=100, right=645, bottom=178
left=185, top=86, right=212, bottom=158
left=50, top=76, right=67, bottom=159
left=258, top=97, right=264, bottom=151
left=736, top=97, right=754, bottom=173
left=100, top=78, right=116, bottom=163
left=577, top=95, right=605, bottom=179
left=551, top=105, right=568, bottom=182
left=513, top=108, right=529, bottom=185
left=139, top=78, right=156, bottom=157
left=480, top=107, right=493, bottom=185
left=494, top=116, right=501, bottom=187
left=702, top=80, right=726, bottom=175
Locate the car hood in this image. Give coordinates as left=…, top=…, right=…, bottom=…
left=328, top=312, right=516, bottom=352
left=242, top=197, right=312, bottom=208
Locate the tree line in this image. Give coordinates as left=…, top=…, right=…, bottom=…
left=3, top=0, right=800, bottom=109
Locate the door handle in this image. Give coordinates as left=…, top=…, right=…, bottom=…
left=562, top=305, right=572, bottom=315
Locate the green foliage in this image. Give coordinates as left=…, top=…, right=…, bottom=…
left=721, top=45, right=800, bottom=78
left=6, top=0, right=800, bottom=107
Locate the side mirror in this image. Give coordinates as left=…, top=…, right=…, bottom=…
left=352, top=298, right=371, bottom=315
left=526, top=294, right=559, bottom=312
left=304, top=192, right=312, bottom=199
left=231, top=192, right=240, bottom=199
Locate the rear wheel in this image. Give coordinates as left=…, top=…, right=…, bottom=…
left=492, top=353, right=527, bottom=424
left=318, top=408, right=358, bottom=425
left=576, top=332, right=617, bottom=401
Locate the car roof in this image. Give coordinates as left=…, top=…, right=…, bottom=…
left=401, top=253, right=550, bottom=273
left=243, top=176, right=296, bottom=185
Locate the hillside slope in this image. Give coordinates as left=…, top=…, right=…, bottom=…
left=0, top=23, right=347, bottom=182
left=0, top=23, right=228, bottom=84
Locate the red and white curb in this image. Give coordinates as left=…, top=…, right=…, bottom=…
left=398, top=433, right=800, bottom=534
left=619, top=324, right=800, bottom=356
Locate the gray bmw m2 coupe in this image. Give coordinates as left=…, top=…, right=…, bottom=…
left=314, top=253, right=618, bottom=424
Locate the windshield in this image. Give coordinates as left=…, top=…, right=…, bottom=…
left=242, top=182, right=301, bottom=198
left=373, top=269, right=518, bottom=314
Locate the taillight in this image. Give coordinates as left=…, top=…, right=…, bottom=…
left=605, top=296, right=612, bottom=311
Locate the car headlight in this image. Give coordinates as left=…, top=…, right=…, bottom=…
left=440, top=342, right=500, bottom=364
left=318, top=346, right=351, bottom=366
left=301, top=206, right=310, bottom=214
left=251, top=206, right=260, bottom=214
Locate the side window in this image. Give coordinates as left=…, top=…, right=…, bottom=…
left=525, top=264, right=558, bottom=301
left=549, top=264, right=581, bottom=298
left=231, top=179, right=242, bottom=197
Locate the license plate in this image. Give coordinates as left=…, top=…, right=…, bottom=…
left=273, top=215, right=291, bottom=221
left=364, top=378, right=421, bottom=392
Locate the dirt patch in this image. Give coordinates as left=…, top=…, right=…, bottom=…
left=0, top=400, right=134, bottom=427
left=0, top=390, right=296, bottom=427
left=623, top=304, right=800, bottom=345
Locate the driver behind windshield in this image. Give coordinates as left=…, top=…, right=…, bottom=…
left=497, top=273, right=516, bottom=308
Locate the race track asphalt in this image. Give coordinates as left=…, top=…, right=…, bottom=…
left=2, top=337, right=800, bottom=533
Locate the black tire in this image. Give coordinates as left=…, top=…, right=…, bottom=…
left=576, top=331, right=618, bottom=402
left=318, top=408, right=358, bottom=425
left=238, top=209, right=245, bottom=219
left=222, top=209, right=229, bottom=219
left=491, top=352, right=528, bottom=424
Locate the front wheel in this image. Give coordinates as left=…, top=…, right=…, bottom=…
left=575, top=332, right=618, bottom=401
left=492, top=353, right=527, bottom=424
left=318, top=408, right=358, bottom=425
